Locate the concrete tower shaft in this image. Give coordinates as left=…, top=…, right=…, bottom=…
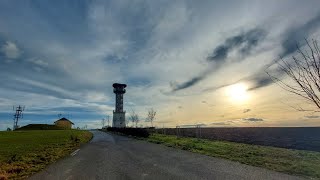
left=112, top=83, right=127, bottom=127
left=113, top=84, right=126, bottom=112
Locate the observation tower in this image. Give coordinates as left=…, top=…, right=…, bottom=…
left=112, top=83, right=126, bottom=127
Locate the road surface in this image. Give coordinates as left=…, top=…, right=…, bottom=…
left=29, top=130, right=304, bottom=180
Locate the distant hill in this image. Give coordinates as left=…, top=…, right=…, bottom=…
left=16, top=124, right=65, bottom=130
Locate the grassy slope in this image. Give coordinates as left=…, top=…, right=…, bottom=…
left=147, top=133, right=320, bottom=179
left=0, top=130, right=92, bottom=180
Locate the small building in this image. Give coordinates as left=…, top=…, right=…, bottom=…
left=54, top=117, right=74, bottom=129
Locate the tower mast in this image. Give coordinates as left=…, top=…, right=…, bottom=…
left=13, top=105, right=25, bottom=130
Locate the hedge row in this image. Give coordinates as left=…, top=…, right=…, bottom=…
left=16, top=124, right=66, bottom=130
left=106, top=127, right=150, bottom=138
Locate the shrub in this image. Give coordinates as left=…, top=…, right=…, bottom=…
left=70, top=135, right=80, bottom=143
left=106, top=127, right=150, bottom=138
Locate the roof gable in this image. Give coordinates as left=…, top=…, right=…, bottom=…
left=54, top=117, right=74, bottom=124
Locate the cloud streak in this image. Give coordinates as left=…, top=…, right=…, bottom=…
left=207, top=28, right=266, bottom=63
left=172, top=28, right=267, bottom=91
left=247, top=14, right=320, bottom=91
left=242, top=117, right=264, bottom=122
left=0, top=1, right=320, bottom=129
left=210, top=122, right=231, bottom=126
left=280, top=14, right=320, bottom=58
left=171, top=72, right=207, bottom=91
left=174, top=13, right=320, bottom=94
left=305, top=115, right=320, bottom=119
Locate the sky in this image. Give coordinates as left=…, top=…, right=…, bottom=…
left=1, top=0, right=320, bottom=130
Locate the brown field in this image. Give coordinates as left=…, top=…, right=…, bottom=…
left=154, top=127, right=320, bottom=152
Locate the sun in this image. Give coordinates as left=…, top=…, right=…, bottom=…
left=226, top=83, right=249, bottom=103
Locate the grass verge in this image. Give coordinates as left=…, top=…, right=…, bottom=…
left=147, top=133, right=320, bottom=179
left=0, top=130, right=92, bottom=180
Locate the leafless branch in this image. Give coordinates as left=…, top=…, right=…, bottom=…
left=146, top=108, right=156, bottom=127
left=129, top=109, right=139, bottom=127
left=268, top=39, right=320, bottom=111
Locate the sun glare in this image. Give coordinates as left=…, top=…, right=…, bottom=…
left=226, top=83, right=249, bottom=103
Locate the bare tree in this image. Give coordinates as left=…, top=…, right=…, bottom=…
left=101, top=118, right=106, bottom=128
left=128, top=110, right=135, bottom=127
left=146, top=108, right=156, bottom=127
left=268, top=39, right=320, bottom=111
left=134, top=114, right=140, bottom=128
left=125, top=116, right=130, bottom=127
left=129, top=109, right=140, bottom=127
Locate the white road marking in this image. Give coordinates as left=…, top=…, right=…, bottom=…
left=70, top=149, right=80, bottom=156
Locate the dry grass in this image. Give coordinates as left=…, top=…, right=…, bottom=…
left=0, top=130, right=92, bottom=179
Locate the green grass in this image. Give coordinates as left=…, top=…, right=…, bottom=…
left=0, top=130, right=92, bottom=180
left=147, top=133, right=320, bottom=179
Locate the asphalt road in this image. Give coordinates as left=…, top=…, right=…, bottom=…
left=29, top=130, right=304, bottom=180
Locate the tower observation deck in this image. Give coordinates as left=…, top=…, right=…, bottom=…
left=112, top=83, right=126, bottom=127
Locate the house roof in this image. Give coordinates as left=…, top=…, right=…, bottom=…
left=54, top=117, right=74, bottom=125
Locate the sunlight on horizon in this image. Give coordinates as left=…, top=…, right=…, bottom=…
left=226, top=83, right=250, bottom=104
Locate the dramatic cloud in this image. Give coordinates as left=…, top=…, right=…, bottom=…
left=245, top=69, right=284, bottom=91
left=176, top=13, right=320, bottom=93
left=202, top=54, right=286, bottom=93
left=1, top=41, right=20, bottom=59
left=171, top=74, right=207, bottom=91
left=242, top=118, right=264, bottom=122
left=248, top=76, right=273, bottom=91
left=172, top=28, right=267, bottom=91
left=280, top=14, right=320, bottom=58
left=207, top=28, right=266, bottom=62
left=0, top=1, right=319, bottom=129
left=236, top=14, right=320, bottom=91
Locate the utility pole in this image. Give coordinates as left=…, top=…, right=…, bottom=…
left=162, top=123, right=165, bottom=135
left=13, top=105, right=25, bottom=130
left=176, top=125, right=181, bottom=138
left=106, top=115, right=110, bottom=127
left=196, top=124, right=202, bottom=139
left=102, top=118, right=105, bottom=128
